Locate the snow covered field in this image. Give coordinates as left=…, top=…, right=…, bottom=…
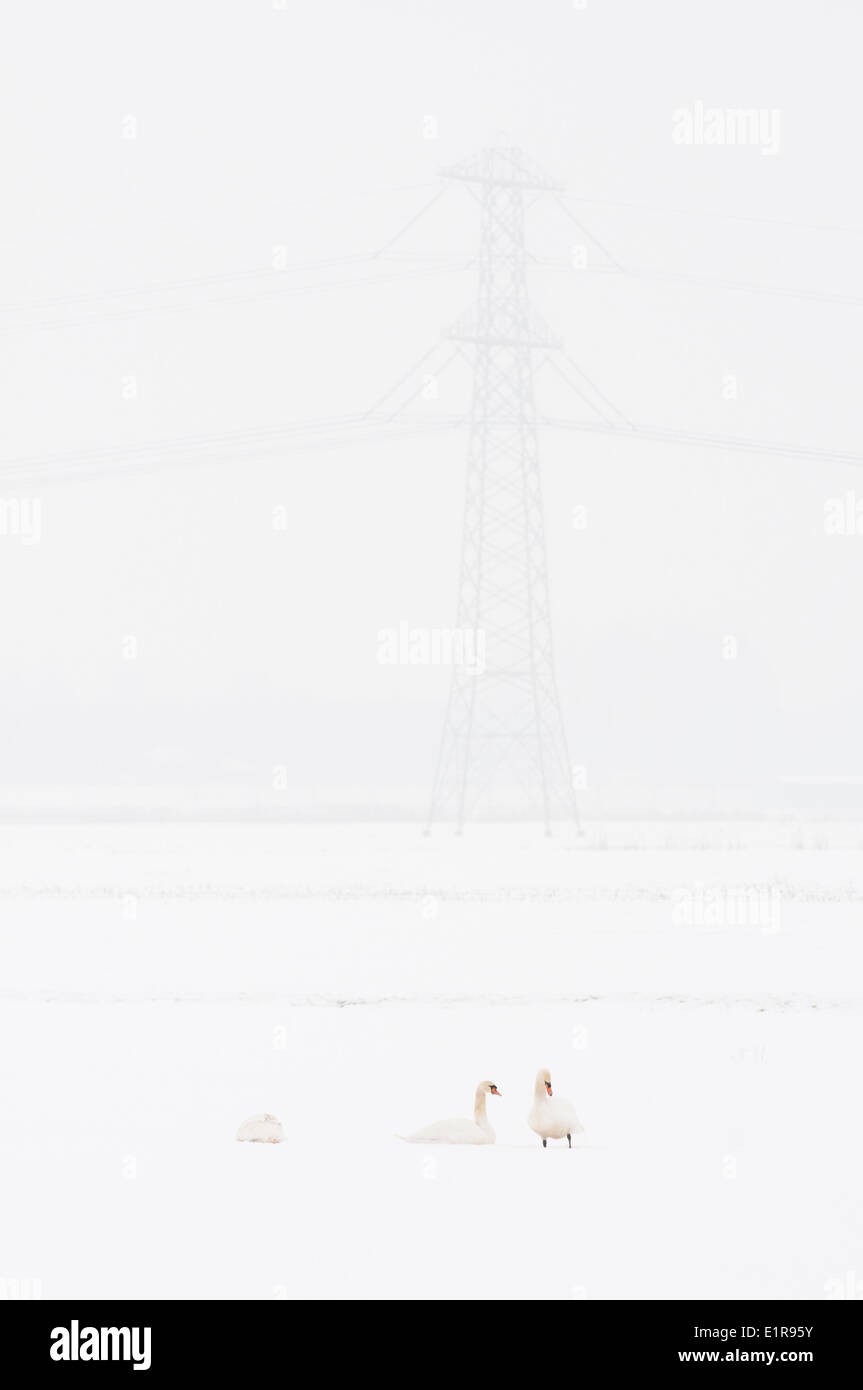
left=1, top=822, right=861, bottom=1300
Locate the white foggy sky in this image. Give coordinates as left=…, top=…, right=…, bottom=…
left=1, top=0, right=862, bottom=801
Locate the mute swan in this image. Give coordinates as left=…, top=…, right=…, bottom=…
left=236, top=1113, right=283, bottom=1144
left=527, top=1068, right=583, bottom=1148
left=399, top=1080, right=502, bottom=1144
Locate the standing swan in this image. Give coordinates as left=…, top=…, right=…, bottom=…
left=528, top=1068, right=583, bottom=1149
left=399, top=1080, right=502, bottom=1144
left=236, top=1113, right=284, bottom=1144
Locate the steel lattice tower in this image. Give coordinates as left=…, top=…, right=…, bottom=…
left=426, top=147, right=580, bottom=834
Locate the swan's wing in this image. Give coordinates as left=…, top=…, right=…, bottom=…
left=551, top=1098, right=583, bottom=1132
left=236, top=1114, right=283, bottom=1143
left=401, top=1117, right=487, bottom=1144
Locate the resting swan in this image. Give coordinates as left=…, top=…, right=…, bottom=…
left=527, top=1068, right=583, bottom=1148
left=399, top=1080, right=502, bottom=1144
left=236, top=1113, right=283, bottom=1144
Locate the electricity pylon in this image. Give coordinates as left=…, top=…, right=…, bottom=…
left=426, top=147, right=580, bottom=834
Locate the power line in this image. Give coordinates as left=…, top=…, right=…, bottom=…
left=4, top=153, right=860, bottom=488
left=541, top=416, right=863, bottom=467
left=537, top=351, right=633, bottom=429
left=552, top=194, right=625, bottom=271
left=0, top=254, right=371, bottom=314
left=0, top=415, right=467, bottom=485
left=0, top=259, right=475, bottom=335
left=0, top=183, right=458, bottom=328
left=533, top=255, right=863, bottom=309
left=3, top=368, right=858, bottom=487
left=5, top=179, right=859, bottom=335
left=368, top=184, right=450, bottom=258
left=546, top=194, right=863, bottom=307
left=563, top=191, right=863, bottom=237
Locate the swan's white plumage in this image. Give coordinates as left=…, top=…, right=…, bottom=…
left=236, top=1112, right=283, bottom=1144
left=400, top=1080, right=501, bottom=1145
left=527, top=1069, right=584, bottom=1144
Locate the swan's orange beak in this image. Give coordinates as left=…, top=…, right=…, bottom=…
left=490, top=1085, right=502, bottom=1097
left=545, top=1081, right=553, bottom=1096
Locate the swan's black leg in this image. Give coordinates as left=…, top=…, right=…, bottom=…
left=542, top=1138, right=547, bottom=1148
left=567, top=1132, right=572, bottom=1148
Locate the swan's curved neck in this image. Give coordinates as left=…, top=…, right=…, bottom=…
left=473, top=1088, right=493, bottom=1131
left=534, top=1078, right=549, bottom=1101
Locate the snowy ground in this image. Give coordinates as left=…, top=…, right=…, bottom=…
left=0, top=822, right=861, bottom=1300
